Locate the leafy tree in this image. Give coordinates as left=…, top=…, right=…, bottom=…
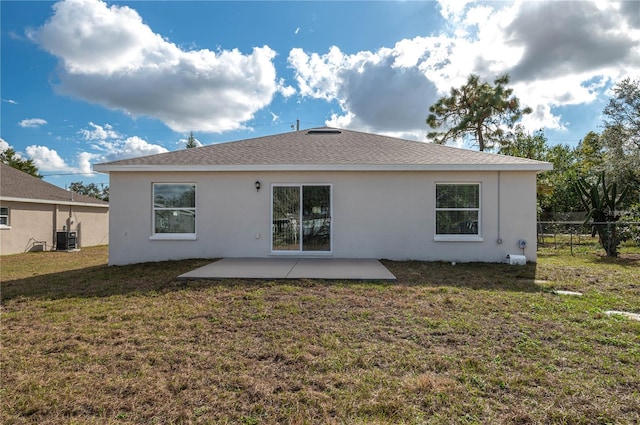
left=601, top=124, right=640, bottom=196
left=185, top=132, right=198, bottom=149
left=426, top=74, right=531, bottom=151
left=69, top=182, right=109, bottom=202
left=574, top=171, right=630, bottom=257
left=0, top=147, right=42, bottom=178
left=574, top=128, right=638, bottom=212
left=603, top=77, right=640, bottom=152
left=499, top=127, right=550, bottom=216
left=498, top=127, right=580, bottom=217
left=602, top=78, right=640, bottom=203
left=542, top=143, right=582, bottom=215
left=575, top=131, right=605, bottom=175
left=499, top=126, right=547, bottom=160
left=499, top=78, right=639, bottom=226
left=619, top=203, right=640, bottom=247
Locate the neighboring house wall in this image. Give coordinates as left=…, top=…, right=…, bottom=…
left=0, top=201, right=109, bottom=255
left=0, top=201, right=56, bottom=254
left=57, top=205, right=110, bottom=248
left=107, top=170, right=538, bottom=265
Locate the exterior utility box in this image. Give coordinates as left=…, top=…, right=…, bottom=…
left=56, top=231, right=77, bottom=250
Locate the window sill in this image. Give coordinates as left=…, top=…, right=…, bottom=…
left=0, top=225, right=10, bottom=230
left=434, top=235, right=483, bottom=242
left=149, top=234, right=197, bottom=241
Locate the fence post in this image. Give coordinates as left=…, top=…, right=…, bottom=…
left=570, top=227, right=573, bottom=256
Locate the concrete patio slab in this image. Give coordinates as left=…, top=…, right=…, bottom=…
left=287, top=258, right=396, bottom=280
left=179, top=258, right=298, bottom=279
left=178, top=258, right=396, bottom=281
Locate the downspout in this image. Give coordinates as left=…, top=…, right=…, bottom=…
left=52, top=204, right=57, bottom=251
left=497, top=171, right=502, bottom=245
left=68, top=188, right=74, bottom=231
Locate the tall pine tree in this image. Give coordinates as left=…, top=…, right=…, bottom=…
left=426, top=74, right=531, bottom=151
left=185, top=132, right=198, bottom=149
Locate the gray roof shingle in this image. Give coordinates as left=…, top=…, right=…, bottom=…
left=0, top=163, right=108, bottom=206
left=94, top=127, right=552, bottom=172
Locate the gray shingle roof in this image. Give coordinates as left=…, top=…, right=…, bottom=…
left=0, top=163, right=108, bottom=206
left=94, top=127, right=552, bottom=172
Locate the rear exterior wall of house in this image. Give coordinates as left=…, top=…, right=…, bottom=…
left=106, top=170, right=537, bottom=265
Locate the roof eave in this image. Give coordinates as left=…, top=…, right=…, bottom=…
left=94, top=163, right=553, bottom=173
left=0, top=196, right=109, bottom=208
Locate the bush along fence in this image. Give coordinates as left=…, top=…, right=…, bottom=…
left=537, top=221, right=640, bottom=255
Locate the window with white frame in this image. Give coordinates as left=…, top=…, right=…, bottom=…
left=0, top=207, right=9, bottom=227
left=435, top=183, right=480, bottom=236
left=152, top=184, right=196, bottom=236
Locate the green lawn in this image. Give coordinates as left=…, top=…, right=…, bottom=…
left=1, top=245, right=639, bottom=424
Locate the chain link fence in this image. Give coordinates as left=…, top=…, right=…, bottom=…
left=537, top=221, right=640, bottom=253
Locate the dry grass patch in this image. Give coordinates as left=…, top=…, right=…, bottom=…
left=1, top=245, right=639, bottom=424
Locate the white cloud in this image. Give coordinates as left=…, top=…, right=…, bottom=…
left=0, top=139, right=39, bottom=162
left=277, top=78, right=296, bottom=98
left=77, top=151, right=98, bottom=175
left=437, top=0, right=476, bottom=22
left=25, top=145, right=68, bottom=171
left=287, top=0, right=640, bottom=139
left=18, top=121, right=170, bottom=175
left=93, top=136, right=169, bottom=162
left=77, top=121, right=169, bottom=167
left=21, top=143, right=101, bottom=177
left=29, top=0, right=278, bottom=133
left=0, top=138, right=11, bottom=152
left=79, top=122, right=120, bottom=141
left=289, top=43, right=440, bottom=137
left=19, top=118, right=48, bottom=128
left=505, top=1, right=640, bottom=82
left=2, top=99, right=18, bottom=105
left=76, top=121, right=169, bottom=168
left=520, top=104, right=566, bottom=133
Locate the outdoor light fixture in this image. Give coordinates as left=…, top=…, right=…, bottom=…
left=255, top=180, right=261, bottom=192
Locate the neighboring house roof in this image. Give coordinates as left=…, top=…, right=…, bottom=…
left=0, top=163, right=108, bottom=207
left=94, top=127, right=553, bottom=173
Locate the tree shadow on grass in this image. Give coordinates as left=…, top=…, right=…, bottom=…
left=584, top=253, right=640, bottom=268
left=1, top=259, right=216, bottom=302
left=381, top=260, right=542, bottom=293
left=2, top=259, right=542, bottom=302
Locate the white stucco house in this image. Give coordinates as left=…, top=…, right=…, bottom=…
left=94, top=127, right=552, bottom=266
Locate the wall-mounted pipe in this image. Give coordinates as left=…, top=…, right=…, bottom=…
left=497, top=171, right=502, bottom=244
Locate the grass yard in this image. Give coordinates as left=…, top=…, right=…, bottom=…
left=1, top=245, right=639, bottom=424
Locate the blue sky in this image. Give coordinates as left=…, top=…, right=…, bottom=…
left=2, top=0, right=639, bottom=189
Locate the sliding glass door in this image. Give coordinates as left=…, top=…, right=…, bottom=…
left=272, top=185, right=331, bottom=252
left=301, top=185, right=331, bottom=251
left=272, top=186, right=300, bottom=251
